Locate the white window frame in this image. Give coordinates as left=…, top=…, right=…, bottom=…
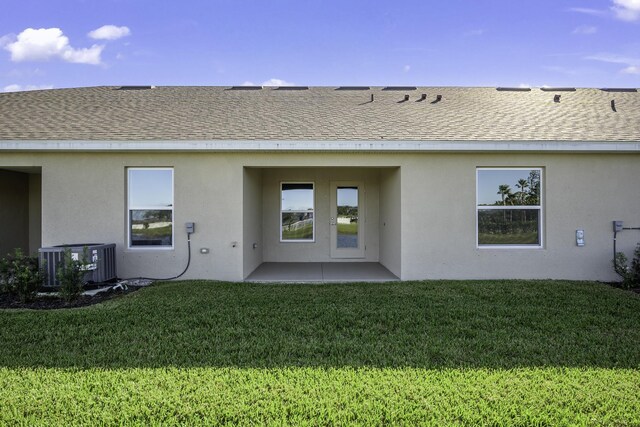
left=280, top=181, right=315, bottom=243
left=127, top=167, right=174, bottom=250
left=476, top=167, right=543, bottom=249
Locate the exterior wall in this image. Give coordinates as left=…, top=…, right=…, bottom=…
left=243, top=168, right=263, bottom=277
left=0, top=170, right=29, bottom=257
left=0, top=151, right=638, bottom=282
left=261, top=167, right=381, bottom=263
left=28, top=173, right=42, bottom=254
left=379, top=168, right=401, bottom=277
left=400, top=153, right=640, bottom=281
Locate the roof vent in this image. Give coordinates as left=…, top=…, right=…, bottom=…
left=115, top=86, right=154, bottom=90
left=228, top=86, right=263, bottom=90
left=397, top=94, right=410, bottom=103
left=600, top=88, right=637, bottom=92
left=382, top=86, right=417, bottom=91
left=273, top=86, right=309, bottom=90
left=541, top=87, right=576, bottom=92
left=335, top=86, right=370, bottom=91
left=496, top=87, right=531, bottom=92
left=554, top=94, right=561, bottom=103
left=417, top=94, right=427, bottom=102
left=431, top=94, right=443, bottom=104
left=611, top=100, right=617, bottom=112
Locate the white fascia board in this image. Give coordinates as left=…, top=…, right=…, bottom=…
left=0, top=140, right=639, bottom=152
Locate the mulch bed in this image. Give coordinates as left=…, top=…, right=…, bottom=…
left=0, top=285, right=144, bottom=310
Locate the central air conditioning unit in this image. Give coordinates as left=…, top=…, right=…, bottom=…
left=39, top=243, right=117, bottom=288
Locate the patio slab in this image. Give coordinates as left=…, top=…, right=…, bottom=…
left=245, top=262, right=398, bottom=283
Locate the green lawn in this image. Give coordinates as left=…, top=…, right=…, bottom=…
left=282, top=223, right=313, bottom=240
left=1, top=280, right=639, bottom=425
left=478, top=232, right=539, bottom=245
left=337, top=222, right=358, bottom=234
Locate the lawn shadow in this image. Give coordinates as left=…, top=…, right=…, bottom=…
left=1, top=280, right=639, bottom=369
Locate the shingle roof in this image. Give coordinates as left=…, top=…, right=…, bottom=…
left=0, top=86, right=638, bottom=142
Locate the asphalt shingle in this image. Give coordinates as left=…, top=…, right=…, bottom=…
left=0, top=86, right=638, bottom=142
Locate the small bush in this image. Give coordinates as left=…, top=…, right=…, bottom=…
left=613, top=243, right=640, bottom=289
left=56, top=248, right=88, bottom=302
left=0, top=249, right=45, bottom=302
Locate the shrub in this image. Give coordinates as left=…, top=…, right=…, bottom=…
left=0, top=249, right=45, bottom=302
left=56, top=248, right=88, bottom=302
left=614, top=243, right=640, bottom=289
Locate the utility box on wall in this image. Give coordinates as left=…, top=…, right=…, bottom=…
left=39, top=243, right=117, bottom=287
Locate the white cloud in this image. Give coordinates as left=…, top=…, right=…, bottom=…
left=621, top=65, right=640, bottom=74
left=568, top=7, right=607, bottom=16
left=612, top=0, right=640, bottom=21
left=585, top=52, right=640, bottom=73
left=518, top=83, right=531, bottom=88
left=403, top=65, right=411, bottom=72
left=261, top=78, right=294, bottom=86
left=3, top=83, right=53, bottom=92
left=572, top=25, right=598, bottom=34
left=88, top=25, right=131, bottom=40
left=241, top=81, right=256, bottom=86
left=3, top=28, right=103, bottom=65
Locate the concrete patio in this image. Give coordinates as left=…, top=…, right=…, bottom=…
left=245, top=262, right=399, bottom=283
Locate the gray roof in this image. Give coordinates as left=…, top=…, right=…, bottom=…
left=0, top=86, right=638, bottom=142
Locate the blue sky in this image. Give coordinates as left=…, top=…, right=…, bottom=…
left=1, top=0, right=638, bottom=92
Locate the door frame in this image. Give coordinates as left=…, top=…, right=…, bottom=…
left=330, top=181, right=365, bottom=259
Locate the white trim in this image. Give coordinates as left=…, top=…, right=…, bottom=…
left=1, top=140, right=639, bottom=152
left=280, top=182, right=315, bottom=243
left=127, top=167, right=174, bottom=250
left=476, top=167, right=543, bottom=249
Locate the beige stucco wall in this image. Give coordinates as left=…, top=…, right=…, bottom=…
left=379, top=167, right=401, bottom=277
left=0, top=170, right=29, bottom=257
left=399, top=153, right=640, bottom=281
left=0, top=151, right=638, bottom=282
left=28, top=173, right=42, bottom=254
left=243, top=168, right=263, bottom=277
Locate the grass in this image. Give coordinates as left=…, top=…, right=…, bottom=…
left=478, top=232, right=539, bottom=245
left=282, top=223, right=313, bottom=240
left=337, top=222, right=358, bottom=234
left=1, top=280, right=639, bottom=425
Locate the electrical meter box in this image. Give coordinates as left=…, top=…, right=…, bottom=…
left=613, top=221, right=624, bottom=232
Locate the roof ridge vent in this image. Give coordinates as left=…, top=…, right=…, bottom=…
left=382, top=86, right=417, bottom=91
left=600, top=88, right=637, bottom=92
left=273, top=86, right=308, bottom=90
left=228, top=86, right=263, bottom=90
left=335, top=86, right=370, bottom=91
left=115, top=86, right=154, bottom=90
left=496, top=87, right=531, bottom=92
left=541, top=87, right=576, bottom=92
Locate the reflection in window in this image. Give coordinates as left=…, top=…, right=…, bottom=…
left=128, top=168, right=173, bottom=247
left=476, top=168, right=542, bottom=247
left=281, top=183, right=314, bottom=241
left=337, top=187, right=358, bottom=248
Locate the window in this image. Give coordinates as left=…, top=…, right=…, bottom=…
left=280, top=182, right=314, bottom=242
left=128, top=168, right=174, bottom=248
left=476, top=168, right=542, bottom=247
